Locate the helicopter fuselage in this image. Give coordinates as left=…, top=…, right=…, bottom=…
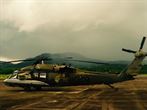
left=4, top=70, right=134, bottom=89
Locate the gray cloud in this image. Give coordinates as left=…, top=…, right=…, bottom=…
left=0, top=0, right=147, bottom=61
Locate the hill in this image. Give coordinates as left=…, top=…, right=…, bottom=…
left=0, top=53, right=147, bottom=74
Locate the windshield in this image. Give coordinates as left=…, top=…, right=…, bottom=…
left=8, top=70, right=19, bottom=79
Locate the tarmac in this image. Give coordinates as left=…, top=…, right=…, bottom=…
left=0, top=75, right=147, bottom=110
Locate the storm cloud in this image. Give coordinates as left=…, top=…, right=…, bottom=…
left=0, top=0, right=147, bottom=60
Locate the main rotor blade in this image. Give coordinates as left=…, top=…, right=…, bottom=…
left=0, top=59, right=35, bottom=63
left=122, top=48, right=136, bottom=53
left=0, top=57, right=52, bottom=64
left=140, top=36, right=146, bottom=50
left=68, top=59, right=109, bottom=65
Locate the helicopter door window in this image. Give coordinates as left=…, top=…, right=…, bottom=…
left=34, top=72, right=39, bottom=78
left=40, top=72, right=46, bottom=79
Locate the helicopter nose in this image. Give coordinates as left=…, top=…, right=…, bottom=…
left=4, top=79, right=8, bottom=83
left=4, top=79, right=9, bottom=84
left=3, top=79, right=7, bottom=84
left=3, top=79, right=12, bottom=86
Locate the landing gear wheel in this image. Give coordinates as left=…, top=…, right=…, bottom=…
left=24, top=87, right=31, bottom=91
left=34, top=87, right=42, bottom=90
left=23, top=86, right=42, bottom=91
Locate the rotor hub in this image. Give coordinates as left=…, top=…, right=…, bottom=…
left=135, top=51, right=146, bottom=57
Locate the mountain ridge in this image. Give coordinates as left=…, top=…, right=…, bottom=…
left=0, top=52, right=147, bottom=68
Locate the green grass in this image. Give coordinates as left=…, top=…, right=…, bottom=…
left=0, top=74, right=10, bottom=80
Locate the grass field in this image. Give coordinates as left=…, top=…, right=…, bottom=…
left=0, top=74, right=10, bottom=80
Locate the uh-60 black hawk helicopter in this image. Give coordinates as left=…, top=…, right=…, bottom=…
left=2, top=37, right=147, bottom=90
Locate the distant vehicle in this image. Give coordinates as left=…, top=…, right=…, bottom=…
left=2, top=37, right=147, bottom=90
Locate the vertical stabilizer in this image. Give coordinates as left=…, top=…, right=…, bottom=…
left=125, top=56, right=145, bottom=76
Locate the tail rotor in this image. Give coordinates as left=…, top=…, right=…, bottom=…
left=139, top=37, right=146, bottom=50
left=119, top=36, right=147, bottom=77
left=122, top=36, right=147, bottom=57
left=122, top=48, right=136, bottom=54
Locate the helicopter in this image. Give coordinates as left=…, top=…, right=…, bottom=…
left=2, top=36, right=147, bottom=90
left=1, top=56, right=108, bottom=90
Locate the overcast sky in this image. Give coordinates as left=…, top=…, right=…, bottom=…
left=0, top=0, right=147, bottom=61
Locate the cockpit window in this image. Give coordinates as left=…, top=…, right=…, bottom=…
left=9, top=74, right=16, bottom=79
left=9, top=70, right=19, bottom=79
